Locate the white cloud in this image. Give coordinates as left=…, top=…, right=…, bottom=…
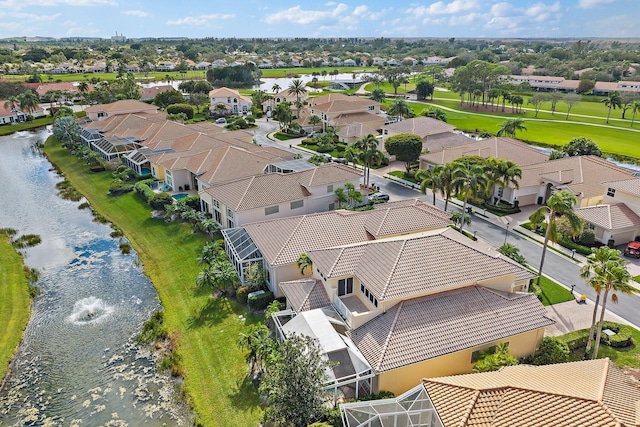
left=5, top=11, right=61, bottom=21
left=577, top=0, right=614, bottom=8
left=166, top=13, right=234, bottom=26
left=409, top=0, right=478, bottom=17
left=265, top=3, right=349, bottom=25
left=122, top=10, right=147, bottom=17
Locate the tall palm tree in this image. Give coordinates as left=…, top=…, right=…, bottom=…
left=308, top=115, right=321, bottom=132
left=355, top=134, right=383, bottom=186
left=601, top=91, right=621, bottom=124
left=18, top=91, right=40, bottom=116
left=296, top=253, right=312, bottom=276
left=579, top=246, right=623, bottom=356
left=529, top=190, right=582, bottom=290
left=485, top=158, right=522, bottom=205
left=434, top=163, right=454, bottom=211
left=334, top=187, right=348, bottom=208
left=369, top=88, right=386, bottom=103
left=630, top=100, right=640, bottom=127
left=451, top=162, right=487, bottom=235
left=416, top=167, right=441, bottom=205
left=387, top=98, right=411, bottom=122
left=3, top=95, right=20, bottom=112
left=238, top=324, right=273, bottom=375
left=271, top=83, right=281, bottom=94
left=497, top=118, right=527, bottom=138
left=287, top=78, right=307, bottom=117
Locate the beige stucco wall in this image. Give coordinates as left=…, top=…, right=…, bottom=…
left=374, top=328, right=545, bottom=395
left=604, top=192, right=640, bottom=216
left=272, top=263, right=306, bottom=297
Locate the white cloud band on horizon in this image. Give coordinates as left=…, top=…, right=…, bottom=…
left=167, top=13, right=234, bottom=26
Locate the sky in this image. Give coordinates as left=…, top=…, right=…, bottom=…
left=0, top=0, right=638, bottom=40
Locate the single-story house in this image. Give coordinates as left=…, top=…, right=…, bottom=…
left=381, top=117, right=460, bottom=152
left=85, top=99, right=159, bottom=121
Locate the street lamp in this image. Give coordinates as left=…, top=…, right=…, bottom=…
left=503, top=222, right=510, bottom=246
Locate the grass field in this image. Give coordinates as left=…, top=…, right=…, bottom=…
left=536, top=275, right=575, bottom=306
left=0, top=234, right=31, bottom=382
left=560, top=322, right=640, bottom=368
left=44, top=140, right=263, bottom=426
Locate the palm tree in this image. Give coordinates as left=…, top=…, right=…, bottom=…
left=308, top=115, right=321, bottom=133
left=271, top=83, right=281, bottom=94
left=355, top=134, right=383, bottom=186
left=630, top=100, right=640, bottom=127
left=432, top=163, right=454, bottom=211
left=590, top=260, right=632, bottom=359
left=199, top=219, right=221, bottom=240
left=369, top=88, right=386, bottom=103
left=601, top=91, right=621, bottom=124
left=296, top=253, right=312, bottom=276
left=387, top=98, right=411, bottom=122
left=197, top=241, right=222, bottom=266
left=497, top=118, right=527, bottom=138
left=238, top=323, right=273, bottom=375
left=3, top=95, right=20, bottom=112
left=485, top=158, right=522, bottom=205
left=529, top=190, right=582, bottom=290
left=18, top=91, right=40, bottom=115
left=345, top=182, right=363, bottom=206
left=334, top=187, right=348, bottom=208
left=416, top=167, right=440, bottom=205
left=579, top=246, right=624, bottom=357
left=287, top=78, right=307, bottom=117
left=451, top=162, right=486, bottom=234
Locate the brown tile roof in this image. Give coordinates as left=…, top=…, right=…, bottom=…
left=85, top=99, right=158, bottom=115
left=308, top=229, right=533, bottom=302
left=349, top=286, right=553, bottom=372
left=201, top=163, right=360, bottom=211
left=208, top=86, right=252, bottom=104
left=337, top=122, right=378, bottom=138
left=423, top=131, right=476, bottom=152
left=362, top=202, right=452, bottom=238
left=603, top=177, right=640, bottom=197
left=421, top=137, right=548, bottom=167
left=313, top=99, right=378, bottom=114
left=575, top=203, right=640, bottom=231
left=384, top=117, right=455, bottom=136
left=279, top=279, right=330, bottom=312
left=243, top=199, right=450, bottom=266
left=423, top=358, right=640, bottom=427
left=519, top=156, right=634, bottom=199
left=140, top=84, right=175, bottom=100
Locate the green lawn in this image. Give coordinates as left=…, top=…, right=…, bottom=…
left=260, top=66, right=375, bottom=78
left=535, top=275, right=575, bottom=306
left=2, top=71, right=204, bottom=83
left=44, top=140, right=263, bottom=426
left=559, top=322, right=640, bottom=368
left=0, top=235, right=31, bottom=382
left=0, top=117, right=54, bottom=136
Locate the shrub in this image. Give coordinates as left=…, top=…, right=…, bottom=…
left=579, top=229, right=596, bottom=246
left=167, top=103, right=194, bottom=120
left=183, top=195, right=201, bottom=210
left=530, top=336, right=570, bottom=365
left=316, top=145, right=334, bottom=153
left=108, top=182, right=134, bottom=195
left=248, top=291, right=274, bottom=311
left=359, top=391, right=395, bottom=401
left=559, top=237, right=593, bottom=256
left=236, top=286, right=250, bottom=305
left=600, top=322, right=634, bottom=348
left=607, top=238, right=615, bottom=248
left=149, top=192, right=173, bottom=210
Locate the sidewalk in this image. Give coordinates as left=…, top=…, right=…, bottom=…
left=545, top=298, right=634, bottom=336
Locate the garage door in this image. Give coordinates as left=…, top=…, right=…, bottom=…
left=612, top=230, right=638, bottom=245
left=518, top=193, right=537, bottom=207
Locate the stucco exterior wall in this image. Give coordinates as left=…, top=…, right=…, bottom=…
left=374, top=328, right=545, bottom=395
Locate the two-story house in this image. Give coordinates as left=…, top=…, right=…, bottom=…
left=209, top=87, right=252, bottom=115
left=307, top=93, right=383, bottom=132
left=199, top=163, right=361, bottom=228
left=274, top=227, right=551, bottom=396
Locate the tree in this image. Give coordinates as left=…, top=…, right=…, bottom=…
left=238, top=324, right=273, bottom=376
left=260, top=334, right=330, bottom=427
left=308, top=114, right=321, bottom=132
left=434, top=163, right=455, bottom=211
left=450, top=211, right=471, bottom=230
left=273, top=102, right=293, bottom=132
left=631, top=100, right=640, bottom=127
left=485, top=158, right=521, bottom=205
left=288, top=78, right=307, bottom=117
left=528, top=93, right=549, bottom=118
left=345, top=182, right=363, bottom=207
left=188, top=92, right=209, bottom=114
left=577, top=79, right=595, bottom=94
left=334, top=187, right=348, bottom=208
left=53, top=115, right=81, bottom=148
left=154, top=89, right=184, bottom=109
left=3, top=95, right=20, bottom=113
left=451, top=162, right=486, bottom=235
left=498, top=243, right=527, bottom=265
left=415, top=80, right=434, bottom=100
left=387, top=98, right=412, bottom=121
left=382, top=66, right=409, bottom=96
left=601, top=91, right=621, bottom=124
left=497, top=118, right=527, bottom=138
left=369, top=87, right=385, bottom=103
left=354, top=134, right=383, bottom=186
left=562, top=93, right=581, bottom=120
left=18, top=91, right=40, bottom=115
left=422, top=107, right=447, bottom=122
left=271, top=83, right=281, bottom=94
left=417, top=167, right=440, bottom=205
left=548, top=92, right=563, bottom=115
left=562, top=137, right=602, bottom=157
left=530, top=336, right=570, bottom=365
left=620, top=92, right=639, bottom=120
left=384, top=133, right=422, bottom=173
left=529, top=190, right=582, bottom=290
left=199, top=218, right=220, bottom=239
left=472, top=343, right=518, bottom=373
left=250, top=89, right=271, bottom=111
left=580, top=247, right=632, bottom=359
left=296, top=253, right=312, bottom=276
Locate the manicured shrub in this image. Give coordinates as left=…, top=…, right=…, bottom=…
left=248, top=291, right=274, bottom=311
left=316, top=145, right=334, bottom=153
left=183, top=195, right=201, bottom=210
left=149, top=192, right=173, bottom=210
left=108, top=182, right=134, bottom=195
left=167, top=103, right=194, bottom=120
left=530, top=336, right=570, bottom=365
left=600, top=322, right=634, bottom=348
left=134, top=180, right=155, bottom=201
left=236, top=286, right=250, bottom=305
left=579, top=229, right=596, bottom=246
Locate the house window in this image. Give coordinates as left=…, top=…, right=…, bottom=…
left=338, top=278, right=354, bottom=296
left=265, top=205, right=279, bottom=215
left=607, top=188, right=616, bottom=198
left=360, top=284, right=378, bottom=307
left=214, top=210, right=222, bottom=224
left=327, top=184, right=334, bottom=193
left=227, top=208, right=235, bottom=219
left=227, top=218, right=235, bottom=228
left=290, top=200, right=304, bottom=210
left=213, top=199, right=220, bottom=208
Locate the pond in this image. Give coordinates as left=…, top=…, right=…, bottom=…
left=0, top=129, right=190, bottom=425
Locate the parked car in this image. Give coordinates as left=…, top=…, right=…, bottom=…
left=332, top=157, right=347, bottom=164
left=215, top=118, right=226, bottom=124
left=624, top=241, right=640, bottom=258
left=368, top=192, right=390, bottom=202
left=63, top=101, right=74, bottom=106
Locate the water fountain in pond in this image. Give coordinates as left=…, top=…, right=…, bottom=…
left=67, top=296, right=114, bottom=324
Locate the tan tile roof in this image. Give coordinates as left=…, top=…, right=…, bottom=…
left=576, top=203, right=640, bottom=231
left=384, top=117, right=455, bottom=136
left=313, top=99, right=378, bottom=114
left=140, top=84, right=175, bottom=100
left=331, top=112, right=385, bottom=128
left=362, top=202, right=452, bottom=238
left=243, top=199, right=450, bottom=266
left=337, top=122, right=378, bottom=138
left=309, top=229, right=533, bottom=301
left=208, top=86, right=252, bottom=104
left=423, top=131, right=476, bottom=152
left=349, top=286, right=553, bottom=372
left=423, top=358, right=640, bottom=427
left=520, top=156, right=634, bottom=199
left=421, top=137, right=548, bottom=167
left=85, top=99, right=157, bottom=115
left=279, top=279, right=330, bottom=312
left=603, top=177, right=640, bottom=197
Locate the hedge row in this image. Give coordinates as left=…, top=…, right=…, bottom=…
left=248, top=291, right=274, bottom=311
left=134, top=180, right=173, bottom=210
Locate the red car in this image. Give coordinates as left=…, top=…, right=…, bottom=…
left=624, top=242, right=640, bottom=258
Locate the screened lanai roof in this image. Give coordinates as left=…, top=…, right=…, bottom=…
left=93, top=136, right=142, bottom=155
left=340, top=385, right=444, bottom=427
left=222, top=227, right=263, bottom=265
